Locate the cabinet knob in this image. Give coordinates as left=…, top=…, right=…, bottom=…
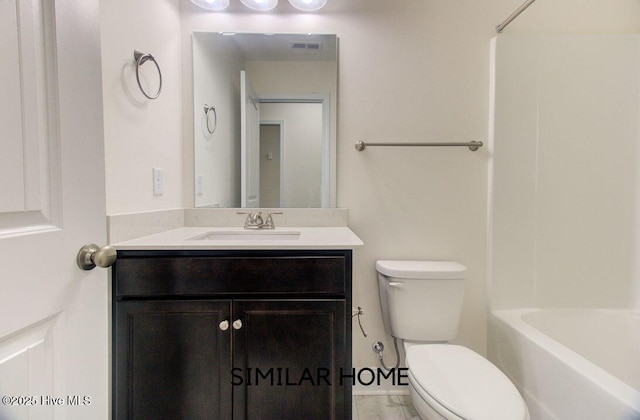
left=232, top=319, right=243, bottom=330
left=219, top=320, right=229, bottom=331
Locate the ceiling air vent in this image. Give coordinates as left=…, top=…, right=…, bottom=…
left=290, top=42, right=323, bottom=52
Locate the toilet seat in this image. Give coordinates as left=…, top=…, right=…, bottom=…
left=405, top=344, right=528, bottom=420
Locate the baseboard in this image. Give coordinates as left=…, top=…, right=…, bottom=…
left=353, top=388, right=410, bottom=396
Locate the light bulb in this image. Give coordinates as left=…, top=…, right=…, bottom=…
left=240, top=0, right=278, bottom=11
left=288, top=0, right=326, bottom=11
left=190, top=0, right=229, bottom=11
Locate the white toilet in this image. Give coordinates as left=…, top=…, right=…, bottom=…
left=376, top=260, right=529, bottom=420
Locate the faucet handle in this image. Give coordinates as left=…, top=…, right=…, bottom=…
left=237, top=211, right=261, bottom=229
left=253, top=211, right=264, bottom=225
left=264, top=212, right=282, bottom=229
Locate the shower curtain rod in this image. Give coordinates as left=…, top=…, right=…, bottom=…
left=496, top=0, right=537, bottom=33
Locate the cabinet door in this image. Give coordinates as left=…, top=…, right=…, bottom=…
left=232, top=300, right=348, bottom=420
left=114, top=300, right=232, bottom=420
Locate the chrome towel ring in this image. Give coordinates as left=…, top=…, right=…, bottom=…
left=133, top=50, right=162, bottom=100
left=204, top=104, right=217, bottom=134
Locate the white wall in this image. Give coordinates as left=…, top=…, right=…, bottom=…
left=101, top=0, right=640, bottom=374
left=100, top=0, right=183, bottom=214
left=246, top=60, right=337, bottom=97
left=490, top=35, right=640, bottom=309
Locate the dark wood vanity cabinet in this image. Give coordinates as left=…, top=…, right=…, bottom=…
left=112, top=250, right=352, bottom=420
left=114, top=299, right=233, bottom=419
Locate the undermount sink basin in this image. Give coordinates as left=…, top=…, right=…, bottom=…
left=189, top=230, right=301, bottom=241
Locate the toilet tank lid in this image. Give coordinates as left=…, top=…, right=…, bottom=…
left=376, top=260, right=466, bottom=279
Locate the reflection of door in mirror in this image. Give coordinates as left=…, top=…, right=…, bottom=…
left=260, top=124, right=281, bottom=208
left=241, top=70, right=260, bottom=208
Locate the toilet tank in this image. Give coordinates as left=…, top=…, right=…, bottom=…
left=376, top=260, right=466, bottom=341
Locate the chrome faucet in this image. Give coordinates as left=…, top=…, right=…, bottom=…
left=238, top=211, right=282, bottom=229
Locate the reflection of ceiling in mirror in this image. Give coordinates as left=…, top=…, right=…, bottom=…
left=228, top=34, right=337, bottom=62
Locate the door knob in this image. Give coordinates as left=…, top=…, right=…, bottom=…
left=219, top=320, right=230, bottom=331
left=77, top=243, right=117, bottom=270
left=232, top=319, right=243, bottom=330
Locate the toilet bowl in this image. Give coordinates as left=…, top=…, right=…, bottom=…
left=376, top=260, right=529, bottom=420
left=406, top=344, right=528, bottom=420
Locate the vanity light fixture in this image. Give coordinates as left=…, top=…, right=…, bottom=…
left=191, top=0, right=327, bottom=11
left=240, top=0, right=278, bottom=11
left=190, top=0, right=230, bottom=11
left=288, top=0, right=326, bottom=11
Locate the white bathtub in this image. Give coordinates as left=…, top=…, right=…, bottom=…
left=489, top=309, right=640, bottom=420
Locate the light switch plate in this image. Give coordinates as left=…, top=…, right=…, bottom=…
left=153, top=167, right=164, bottom=196
left=196, top=174, right=204, bottom=195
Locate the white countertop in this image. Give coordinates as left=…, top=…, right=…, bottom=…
left=112, top=227, right=363, bottom=250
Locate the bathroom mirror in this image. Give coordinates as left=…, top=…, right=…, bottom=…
left=193, top=32, right=337, bottom=208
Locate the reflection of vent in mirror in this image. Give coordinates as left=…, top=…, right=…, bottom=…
left=290, top=42, right=323, bottom=52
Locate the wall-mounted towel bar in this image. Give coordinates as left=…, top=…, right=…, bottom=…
left=355, top=140, right=483, bottom=152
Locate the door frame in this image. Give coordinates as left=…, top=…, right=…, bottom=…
left=259, top=120, right=285, bottom=207
left=258, top=94, right=331, bottom=208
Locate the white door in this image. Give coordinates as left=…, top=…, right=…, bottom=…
left=240, top=70, right=260, bottom=208
left=0, top=0, right=108, bottom=419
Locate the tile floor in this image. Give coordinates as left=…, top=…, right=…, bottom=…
left=352, top=395, right=419, bottom=420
